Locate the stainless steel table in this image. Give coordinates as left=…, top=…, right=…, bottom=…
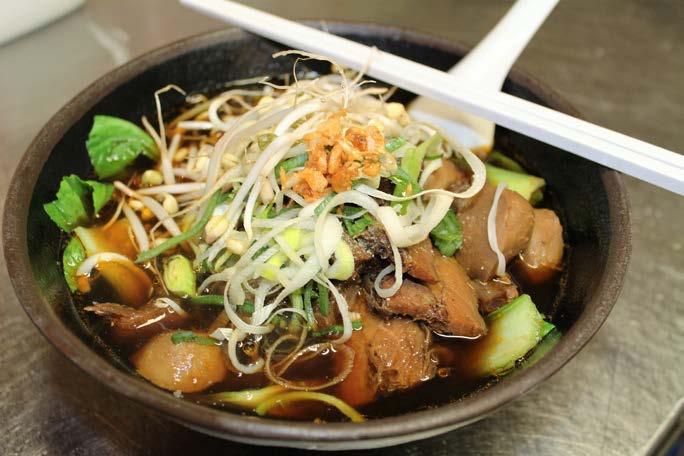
left=0, top=1, right=681, bottom=454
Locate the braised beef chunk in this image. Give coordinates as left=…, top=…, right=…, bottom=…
left=343, top=223, right=393, bottom=264
left=369, top=318, right=435, bottom=394
left=514, top=208, right=564, bottom=284
left=424, top=159, right=469, bottom=192
left=336, top=286, right=436, bottom=406
left=455, top=184, right=534, bottom=281
left=401, top=238, right=439, bottom=282
left=426, top=255, right=486, bottom=337
left=371, top=277, right=441, bottom=322
left=470, top=274, right=519, bottom=314
left=368, top=256, right=486, bottom=338
left=346, top=227, right=440, bottom=283
left=84, top=301, right=188, bottom=345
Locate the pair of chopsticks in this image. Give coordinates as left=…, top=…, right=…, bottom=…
left=181, top=0, right=684, bottom=195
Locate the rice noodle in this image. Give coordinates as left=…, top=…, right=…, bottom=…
left=487, top=183, right=507, bottom=277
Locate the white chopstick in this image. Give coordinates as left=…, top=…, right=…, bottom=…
left=181, top=0, right=684, bottom=195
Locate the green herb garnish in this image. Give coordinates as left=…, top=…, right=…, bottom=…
left=342, top=206, right=374, bottom=237
left=189, top=295, right=223, bottom=306
left=135, top=190, right=223, bottom=263
left=430, top=209, right=463, bottom=256
left=311, top=320, right=363, bottom=337
left=303, top=281, right=316, bottom=328
left=316, top=282, right=330, bottom=316
left=170, top=331, right=217, bottom=346
left=242, top=300, right=255, bottom=315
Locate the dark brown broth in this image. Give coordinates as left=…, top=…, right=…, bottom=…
left=71, top=141, right=563, bottom=422
left=76, top=263, right=560, bottom=421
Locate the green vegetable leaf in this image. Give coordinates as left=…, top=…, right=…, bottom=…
left=485, top=163, right=545, bottom=203
left=487, top=151, right=526, bottom=173
left=539, top=320, right=556, bottom=339
left=87, top=115, right=158, bottom=179
left=44, top=176, right=90, bottom=231
left=471, top=294, right=553, bottom=377
left=342, top=206, right=375, bottom=237
left=170, top=331, right=217, bottom=346
left=430, top=209, right=463, bottom=256
left=62, top=236, right=86, bottom=292
left=384, top=137, right=406, bottom=152
left=163, top=255, right=196, bottom=297
left=401, top=133, right=442, bottom=181
left=43, top=175, right=114, bottom=231
left=388, top=167, right=422, bottom=192
left=88, top=179, right=114, bottom=213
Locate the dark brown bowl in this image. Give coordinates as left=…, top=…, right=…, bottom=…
left=2, top=23, right=631, bottom=450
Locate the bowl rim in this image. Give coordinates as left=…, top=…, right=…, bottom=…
left=2, top=22, right=631, bottom=446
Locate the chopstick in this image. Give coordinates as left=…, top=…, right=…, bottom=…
left=181, top=0, right=684, bottom=195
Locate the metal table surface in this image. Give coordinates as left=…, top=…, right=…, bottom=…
left=0, top=1, right=681, bottom=455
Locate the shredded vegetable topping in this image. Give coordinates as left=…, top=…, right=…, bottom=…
left=55, top=52, right=487, bottom=382
left=115, top=52, right=487, bottom=375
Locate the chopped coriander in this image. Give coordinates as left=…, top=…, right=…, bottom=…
left=170, top=331, right=217, bottom=346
